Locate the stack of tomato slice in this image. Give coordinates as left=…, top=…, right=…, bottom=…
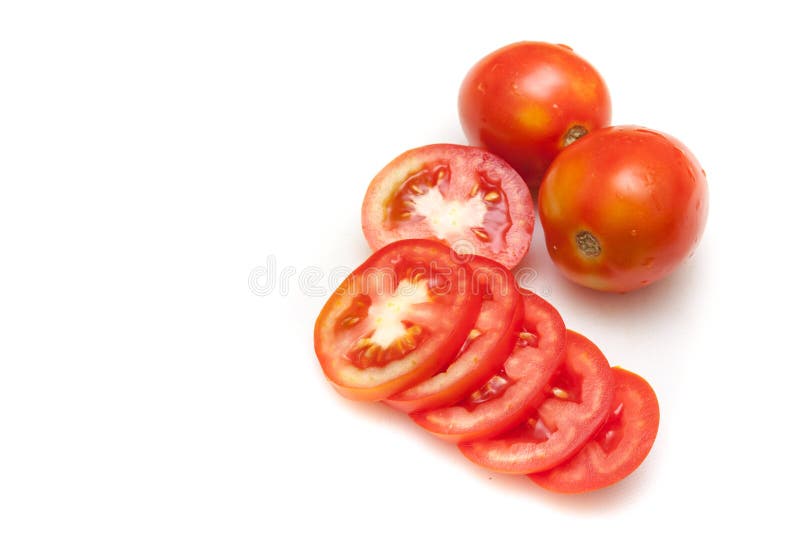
left=314, top=239, right=659, bottom=494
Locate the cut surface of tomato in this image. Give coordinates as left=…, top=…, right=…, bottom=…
left=528, top=367, right=660, bottom=493
left=458, top=330, right=614, bottom=474
left=411, top=291, right=566, bottom=443
left=314, top=239, right=481, bottom=401
left=385, top=256, right=523, bottom=414
left=361, top=144, right=535, bottom=269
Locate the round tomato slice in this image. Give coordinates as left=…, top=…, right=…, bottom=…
left=458, top=330, right=614, bottom=474
left=411, top=291, right=566, bottom=443
left=314, top=239, right=481, bottom=402
left=361, top=144, right=535, bottom=269
left=384, top=256, right=523, bottom=414
left=528, top=367, right=660, bottom=493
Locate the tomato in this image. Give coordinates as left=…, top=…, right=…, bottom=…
left=528, top=367, right=660, bottom=493
left=385, top=256, right=523, bottom=414
left=314, top=239, right=481, bottom=401
left=458, top=330, right=614, bottom=474
left=458, top=41, right=611, bottom=187
left=538, top=126, right=709, bottom=292
left=411, top=291, right=566, bottom=443
left=361, top=144, right=535, bottom=269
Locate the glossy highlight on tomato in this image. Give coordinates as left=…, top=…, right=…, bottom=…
left=362, top=144, right=534, bottom=269
left=458, top=330, right=614, bottom=475
left=459, top=41, right=611, bottom=187
left=314, top=239, right=481, bottom=401
left=528, top=367, right=660, bottom=493
left=411, top=291, right=566, bottom=443
left=538, top=125, right=709, bottom=292
left=385, top=256, right=523, bottom=413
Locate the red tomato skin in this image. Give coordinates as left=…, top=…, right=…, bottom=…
left=458, top=330, right=614, bottom=475
left=528, top=367, right=660, bottom=494
left=459, top=42, right=611, bottom=187
left=538, top=126, right=709, bottom=292
left=314, top=239, right=482, bottom=402
left=384, top=256, right=524, bottom=414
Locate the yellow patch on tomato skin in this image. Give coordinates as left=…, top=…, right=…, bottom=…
left=518, top=105, right=551, bottom=132
left=540, top=157, right=588, bottom=223
left=539, top=187, right=562, bottom=221
left=572, top=78, right=599, bottom=102
left=571, top=272, right=610, bottom=291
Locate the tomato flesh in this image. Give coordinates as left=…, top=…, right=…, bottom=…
left=385, top=256, right=523, bottom=413
left=459, top=42, right=611, bottom=187
left=411, top=291, right=566, bottom=443
left=528, top=367, right=660, bottom=493
left=314, top=239, right=482, bottom=401
left=362, top=144, right=534, bottom=269
left=458, top=331, right=614, bottom=474
left=538, top=125, right=709, bottom=292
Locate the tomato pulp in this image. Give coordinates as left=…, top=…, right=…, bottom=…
left=459, top=42, right=611, bottom=187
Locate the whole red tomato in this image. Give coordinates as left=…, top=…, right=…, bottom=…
left=458, top=41, right=611, bottom=187
left=538, top=126, right=708, bottom=293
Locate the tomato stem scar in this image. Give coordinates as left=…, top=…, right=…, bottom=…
left=562, top=125, right=588, bottom=147
left=575, top=230, right=601, bottom=257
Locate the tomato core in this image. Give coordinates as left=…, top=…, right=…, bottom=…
left=387, top=163, right=513, bottom=254
left=388, top=164, right=451, bottom=225
left=343, top=275, right=433, bottom=369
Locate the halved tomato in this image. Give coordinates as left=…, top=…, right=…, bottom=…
left=384, top=256, right=523, bottom=414
left=458, top=330, right=614, bottom=474
left=411, top=290, right=566, bottom=443
left=314, top=239, right=482, bottom=401
left=528, top=367, right=660, bottom=493
left=361, top=144, right=535, bottom=269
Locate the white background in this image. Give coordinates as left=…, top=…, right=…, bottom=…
left=1, top=1, right=798, bottom=532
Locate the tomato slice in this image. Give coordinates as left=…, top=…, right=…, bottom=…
left=384, top=256, right=523, bottom=414
left=361, top=144, right=535, bottom=269
left=458, top=330, right=614, bottom=474
left=528, top=367, right=660, bottom=493
left=411, top=291, right=566, bottom=443
left=314, top=239, right=482, bottom=401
